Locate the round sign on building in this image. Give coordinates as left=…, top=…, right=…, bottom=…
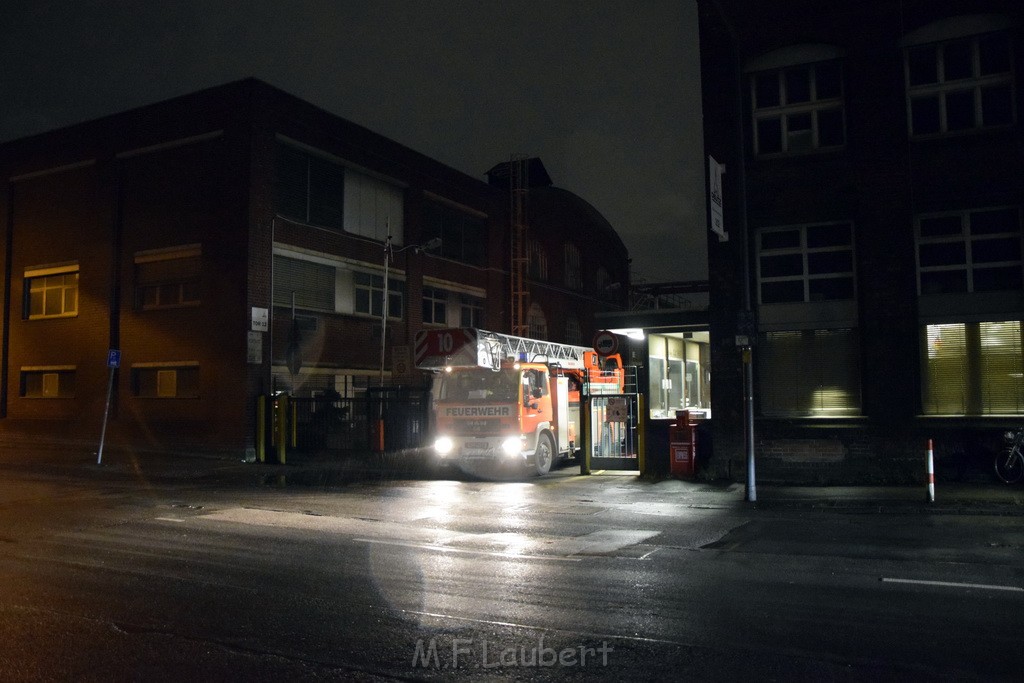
left=592, top=330, right=619, bottom=357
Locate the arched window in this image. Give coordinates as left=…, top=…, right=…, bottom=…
left=528, top=240, right=548, bottom=280
left=564, top=243, right=582, bottom=289
left=527, top=303, right=548, bottom=340
left=565, top=315, right=582, bottom=345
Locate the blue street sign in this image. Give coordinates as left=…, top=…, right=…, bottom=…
left=107, top=349, right=121, bottom=368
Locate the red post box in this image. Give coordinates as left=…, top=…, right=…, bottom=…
left=670, top=410, right=697, bottom=479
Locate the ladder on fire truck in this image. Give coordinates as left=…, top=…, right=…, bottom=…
left=414, top=327, right=594, bottom=372
left=485, top=329, right=591, bottom=369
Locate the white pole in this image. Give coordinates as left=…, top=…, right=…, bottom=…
left=743, top=346, right=756, bottom=502
left=96, top=366, right=115, bottom=465
left=379, top=235, right=391, bottom=386
left=926, top=439, right=935, bottom=503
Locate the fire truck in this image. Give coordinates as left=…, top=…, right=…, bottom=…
left=414, top=328, right=624, bottom=475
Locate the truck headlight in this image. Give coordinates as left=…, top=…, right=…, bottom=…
left=501, top=436, right=523, bottom=457
left=434, top=436, right=454, bottom=456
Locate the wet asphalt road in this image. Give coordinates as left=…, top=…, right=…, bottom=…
left=1, top=460, right=1022, bottom=681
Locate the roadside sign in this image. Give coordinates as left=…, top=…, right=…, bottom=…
left=709, top=155, right=727, bottom=242
left=98, top=350, right=120, bottom=464
left=593, top=330, right=619, bottom=357
left=606, top=397, right=627, bottom=422
left=251, top=306, right=269, bottom=332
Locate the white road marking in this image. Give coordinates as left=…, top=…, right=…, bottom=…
left=355, top=537, right=581, bottom=562
left=194, top=507, right=659, bottom=558
left=882, top=578, right=1024, bottom=593
left=405, top=609, right=686, bottom=646
left=154, top=517, right=186, bottom=523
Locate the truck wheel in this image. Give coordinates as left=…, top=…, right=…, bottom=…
left=534, top=432, right=555, bottom=476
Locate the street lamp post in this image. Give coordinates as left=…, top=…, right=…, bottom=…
left=378, top=235, right=442, bottom=386
left=379, top=235, right=393, bottom=387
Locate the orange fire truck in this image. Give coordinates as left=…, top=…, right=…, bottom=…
left=414, top=328, right=624, bottom=474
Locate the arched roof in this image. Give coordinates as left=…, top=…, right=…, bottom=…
left=528, top=185, right=629, bottom=256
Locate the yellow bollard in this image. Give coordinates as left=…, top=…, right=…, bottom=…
left=275, top=394, right=288, bottom=465
left=290, top=400, right=297, bottom=449
left=581, top=397, right=591, bottom=475
left=256, top=395, right=266, bottom=463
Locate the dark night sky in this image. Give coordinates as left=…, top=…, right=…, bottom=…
left=1, top=1, right=705, bottom=283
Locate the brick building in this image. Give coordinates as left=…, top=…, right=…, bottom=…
left=0, top=79, right=629, bottom=456
left=699, top=1, right=1024, bottom=482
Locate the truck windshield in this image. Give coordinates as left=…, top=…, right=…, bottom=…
left=439, top=369, right=519, bottom=402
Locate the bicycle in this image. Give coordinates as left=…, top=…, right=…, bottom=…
left=995, top=430, right=1024, bottom=484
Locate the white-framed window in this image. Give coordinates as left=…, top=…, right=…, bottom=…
left=354, top=271, right=403, bottom=319
left=751, top=59, right=844, bottom=155
left=527, top=303, right=548, bottom=340
left=24, top=264, right=79, bottom=320
left=905, top=29, right=1014, bottom=137
left=135, top=244, right=201, bottom=310
left=564, top=243, right=582, bottom=290
left=922, top=321, right=1024, bottom=415
left=758, top=328, right=861, bottom=417
left=132, top=362, right=199, bottom=399
left=459, top=296, right=484, bottom=328
left=422, top=286, right=448, bottom=325
left=20, top=366, right=76, bottom=398
left=273, top=255, right=336, bottom=311
left=529, top=240, right=548, bottom=281
left=916, top=207, right=1022, bottom=295
left=757, top=222, right=855, bottom=304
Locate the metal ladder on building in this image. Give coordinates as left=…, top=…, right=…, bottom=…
left=509, top=155, right=530, bottom=337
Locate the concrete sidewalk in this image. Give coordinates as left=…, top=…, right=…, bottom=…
left=2, top=441, right=1023, bottom=515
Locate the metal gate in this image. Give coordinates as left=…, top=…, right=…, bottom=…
left=586, top=393, right=641, bottom=472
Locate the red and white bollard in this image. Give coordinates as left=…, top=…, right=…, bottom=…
left=926, top=439, right=935, bottom=503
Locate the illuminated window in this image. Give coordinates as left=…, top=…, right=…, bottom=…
left=758, top=329, right=861, bottom=417
left=132, top=363, right=199, bottom=399
left=922, top=321, right=1024, bottom=415
left=905, top=30, right=1014, bottom=136
left=20, top=367, right=76, bottom=398
left=135, top=245, right=201, bottom=310
left=24, top=265, right=78, bottom=319
left=751, top=59, right=844, bottom=154
left=648, top=332, right=712, bottom=419
left=758, top=222, right=855, bottom=304
left=916, top=207, right=1022, bottom=294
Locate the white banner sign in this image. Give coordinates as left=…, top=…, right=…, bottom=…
left=251, top=306, right=268, bottom=332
